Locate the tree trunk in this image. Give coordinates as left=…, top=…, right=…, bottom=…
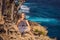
left=0, top=0, right=4, bottom=24
left=0, top=0, right=25, bottom=40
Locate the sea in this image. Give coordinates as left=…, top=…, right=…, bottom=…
left=19, top=0, right=60, bottom=40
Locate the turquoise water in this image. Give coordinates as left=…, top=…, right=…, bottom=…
left=21, top=0, right=60, bottom=40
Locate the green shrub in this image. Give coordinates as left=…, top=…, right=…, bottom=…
left=39, top=31, right=45, bottom=35
left=34, top=29, right=46, bottom=35
left=34, top=29, right=39, bottom=32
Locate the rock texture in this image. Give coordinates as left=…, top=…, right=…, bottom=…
left=0, top=21, right=56, bottom=40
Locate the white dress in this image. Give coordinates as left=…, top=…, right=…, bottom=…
left=18, top=20, right=30, bottom=33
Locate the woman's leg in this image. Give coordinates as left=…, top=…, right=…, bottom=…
left=28, top=31, right=35, bottom=40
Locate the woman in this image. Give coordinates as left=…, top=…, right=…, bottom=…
left=17, top=12, right=30, bottom=33
left=17, top=12, right=34, bottom=38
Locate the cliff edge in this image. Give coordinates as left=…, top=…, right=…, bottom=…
left=0, top=20, right=56, bottom=40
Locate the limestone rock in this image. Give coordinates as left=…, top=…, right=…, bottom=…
left=0, top=20, right=56, bottom=40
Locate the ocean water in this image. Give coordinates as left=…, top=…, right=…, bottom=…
left=21, top=0, right=60, bottom=40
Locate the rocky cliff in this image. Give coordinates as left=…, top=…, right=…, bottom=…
left=0, top=0, right=56, bottom=40
left=0, top=20, right=56, bottom=40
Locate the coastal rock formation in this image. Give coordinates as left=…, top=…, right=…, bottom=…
left=0, top=21, right=56, bottom=40
left=0, top=0, right=56, bottom=40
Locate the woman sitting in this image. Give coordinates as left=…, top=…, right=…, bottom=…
left=17, top=12, right=35, bottom=40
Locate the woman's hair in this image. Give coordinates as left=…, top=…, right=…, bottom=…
left=19, top=12, right=26, bottom=20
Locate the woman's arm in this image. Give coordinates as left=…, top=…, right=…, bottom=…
left=17, top=19, right=21, bottom=25
left=26, top=20, right=31, bottom=28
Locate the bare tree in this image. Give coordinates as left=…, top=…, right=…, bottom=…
left=0, top=0, right=4, bottom=24
left=1, top=0, right=26, bottom=23
left=0, top=0, right=25, bottom=40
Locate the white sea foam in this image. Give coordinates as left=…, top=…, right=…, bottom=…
left=28, top=17, right=58, bottom=22
left=26, top=15, right=30, bottom=19
left=18, top=5, right=30, bottom=13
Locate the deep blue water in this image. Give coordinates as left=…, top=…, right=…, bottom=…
left=22, top=0, right=60, bottom=40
